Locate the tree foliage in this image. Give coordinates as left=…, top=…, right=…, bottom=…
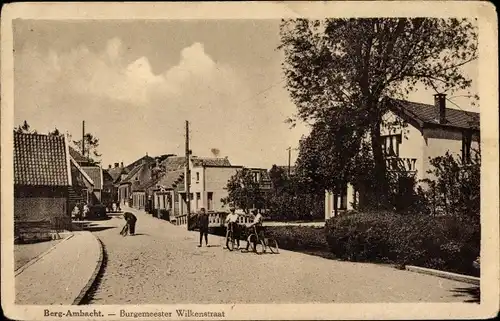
left=221, top=168, right=265, bottom=214
left=73, top=133, right=102, bottom=162
left=266, top=165, right=324, bottom=221
left=14, top=120, right=37, bottom=134
left=418, top=150, right=480, bottom=220
left=280, top=18, right=478, bottom=207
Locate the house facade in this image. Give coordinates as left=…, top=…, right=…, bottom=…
left=68, top=158, right=95, bottom=208
left=184, top=156, right=242, bottom=212
left=117, top=155, right=155, bottom=207
left=325, top=94, right=480, bottom=219
left=105, top=162, right=128, bottom=205
left=81, top=166, right=103, bottom=204
left=13, top=133, right=92, bottom=228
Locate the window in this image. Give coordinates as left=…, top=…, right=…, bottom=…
left=196, top=172, right=200, bottom=183
left=196, top=192, right=201, bottom=209
left=207, top=192, right=213, bottom=211
left=381, top=134, right=401, bottom=157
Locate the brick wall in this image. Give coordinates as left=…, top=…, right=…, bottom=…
left=15, top=196, right=67, bottom=221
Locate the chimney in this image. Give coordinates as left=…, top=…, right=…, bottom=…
left=121, top=162, right=124, bottom=168
left=108, top=164, right=112, bottom=169
left=114, top=162, right=119, bottom=168
left=434, top=93, right=447, bottom=124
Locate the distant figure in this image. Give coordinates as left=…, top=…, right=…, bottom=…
left=122, top=212, right=137, bottom=236
left=71, top=205, right=79, bottom=221
left=83, top=204, right=90, bottom=220
left=77, top=202, right=84, bottom=221
left=112, top=202, right=117, bottom=212
left=197, top=208, right=209, bottom=247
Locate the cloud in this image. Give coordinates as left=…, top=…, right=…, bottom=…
left=14, top=37, right=305, bottom=168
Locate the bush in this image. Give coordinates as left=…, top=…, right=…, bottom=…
left=325, top=211, right=480, bottom=276
left=264, top=226, right=327, bottom=250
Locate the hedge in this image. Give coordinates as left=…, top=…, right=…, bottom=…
left=265, top=226, right=327, bottom=250
left=325, top=211, right=480, bottom=276
left=208, top=224, right=327, bottom=251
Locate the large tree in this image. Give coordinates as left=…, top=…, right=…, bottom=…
left=279, top=18, right=478, bottom=205
left=295, top=110, right=367, bottom=214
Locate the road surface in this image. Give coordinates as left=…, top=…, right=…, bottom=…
left=86, top=207, right=478, bottom=304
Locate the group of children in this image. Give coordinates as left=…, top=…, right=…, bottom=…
left=197, top=206, right=263, bottom=250
left=71, top=202, right=90, bottom=221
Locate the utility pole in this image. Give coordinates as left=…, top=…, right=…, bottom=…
left=185, top=120, right=191, bottom=230
left=287, top=146, right=292, bottom=177
left=82, top=120, right=85, bottom=158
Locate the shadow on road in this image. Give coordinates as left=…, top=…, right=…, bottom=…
left=131, top=233, right=149, bottom=236
left=450, top=286, right=480, bottom=303
left=85, top=226, right=117, bottom=232
left=87, top=216, right=112, bottom=221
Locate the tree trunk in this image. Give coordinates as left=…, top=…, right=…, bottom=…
left=333, top=193, right=339, bottom=217
left=370, top=118, right=389, bottom=208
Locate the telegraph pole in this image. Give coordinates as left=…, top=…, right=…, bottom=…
left=82, top=120, right=85, bottom=158
left=185, top=120, right=191, bottom=230
left=287, top=146, right=292, bottom=177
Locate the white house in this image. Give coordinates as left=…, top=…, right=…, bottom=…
left=184, top=156, right=242, bottom=212
left=325, top=94, right=480, bottom=219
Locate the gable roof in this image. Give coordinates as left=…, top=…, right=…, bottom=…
left=125, top=155, right=155, bottom=172
left=385, top=97, right=480, bottom=131
left=70, top=158, right=95, bottom=187
left=14, top=133, right=71, bottom=187
left=68, top=146, right=87, bottom=163
left=156, top=170, right=185, bottom=190
left=136, top=176, right=162, bottom=192
left=191, top=156, right=232, bottom=167
left=81, top=166, right=103, bottom=189
left=120, top=165, right=142, bottom=184
left=105, top=166, right=124, bottom=182
left=161, top=156, right=186, bottom=171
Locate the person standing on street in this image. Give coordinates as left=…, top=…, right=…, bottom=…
left=123, top=212, right=137, bottom=236
left=198, top=208, right=209, bottom=247
left=225, top=207, right=241, bottom=249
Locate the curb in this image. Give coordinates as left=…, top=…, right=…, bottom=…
left=405, top=265, right=480, bottom=285
left=15, top=234, right=75, bottom=276
left=72, top=234, right=105, bottom=305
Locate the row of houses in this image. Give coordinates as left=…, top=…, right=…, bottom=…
left=13, top=129, right=273, bottom=227
left=103, top=153, right=272, bottom=222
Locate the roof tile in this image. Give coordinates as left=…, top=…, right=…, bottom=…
left=14, top=133, right=69, bottom=186
left=387, top=98, right=480, bottom=130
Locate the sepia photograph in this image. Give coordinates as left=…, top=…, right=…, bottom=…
left=1, top=1, right=498, bottom=320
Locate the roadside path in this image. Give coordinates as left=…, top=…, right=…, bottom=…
left=15, top=232, right=101, bottom=305
left=87, top=207, right=477, bottom=304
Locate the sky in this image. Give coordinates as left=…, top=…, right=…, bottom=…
left=13, top=19, right=478, bottom=169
